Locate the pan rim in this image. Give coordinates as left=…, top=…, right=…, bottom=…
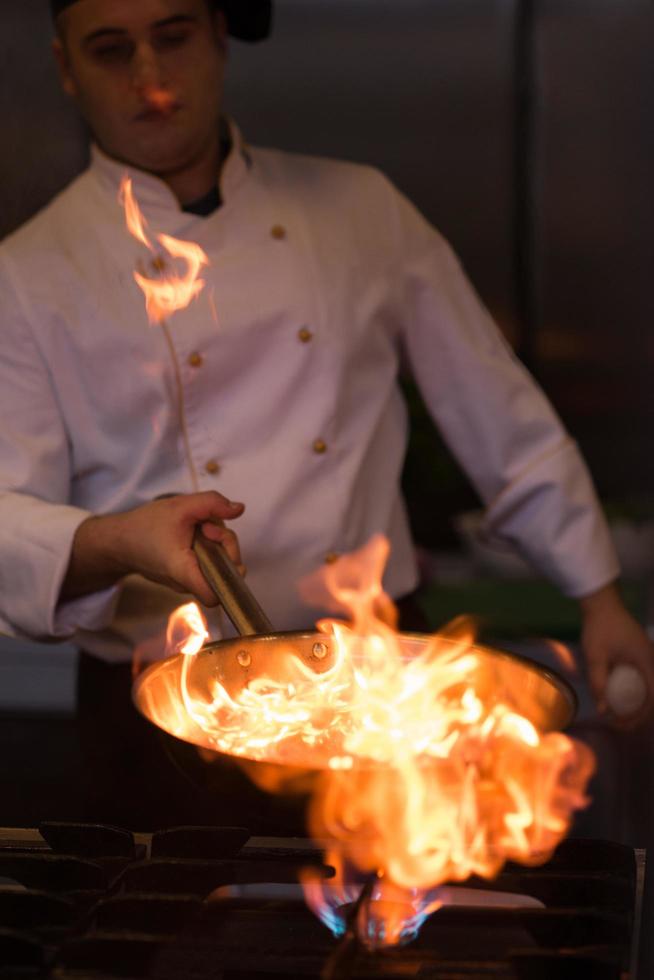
left=132, top=629, right=578, bottom=767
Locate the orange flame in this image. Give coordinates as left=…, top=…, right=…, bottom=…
left=544, top=637, right=578, bottom=674
left=151, top=536, right=594, bottom=949
left=142, top=86, right=176, bottom=114
left=167, top=601, right=209, bottom=657
left=119, top=176, right=151, bottom=249
left=119, top=176, right=209, bottom=324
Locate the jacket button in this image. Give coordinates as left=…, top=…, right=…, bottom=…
left=205, top=459, right=221, bottom=475
left=298, top=327, right=313, bottom=343
left=325, top=552, right=340, bottom=565
left=271, top=224, right=287, bottom=240
left=313, top=439, right=327, bottom=455
left=188, top=351, right=204, bottom=368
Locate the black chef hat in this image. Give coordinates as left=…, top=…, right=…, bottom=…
left=50, top=0, right=273, bottom=42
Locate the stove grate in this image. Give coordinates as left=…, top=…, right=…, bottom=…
left=0, top=823, right=642, bottom=980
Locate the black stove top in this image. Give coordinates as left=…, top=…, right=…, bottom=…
left=0, top=824, right=646, bottom=979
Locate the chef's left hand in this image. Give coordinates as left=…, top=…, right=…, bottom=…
left=579, top=581, right=654, bottom=727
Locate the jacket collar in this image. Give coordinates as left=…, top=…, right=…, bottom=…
left=88, top=117, right=251, bottom=226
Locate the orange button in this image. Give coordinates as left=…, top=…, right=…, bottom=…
left=325, top=552, right=340, bottom=565
left=188, top=351, right=204, bottom=368
left=205, top=459, right=221, bottom=475
left=298, top=327, right=313, bottom=343
left=271, top=224, right=287, bottom=240
left=312, top=439, right=327, bottom=455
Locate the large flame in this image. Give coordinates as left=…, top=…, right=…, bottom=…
left=119, top=176, right=209, bottom=324
left=152, top=536, right=594, bottom=950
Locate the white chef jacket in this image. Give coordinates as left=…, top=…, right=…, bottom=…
left=0, top=122, right=619, bottom=662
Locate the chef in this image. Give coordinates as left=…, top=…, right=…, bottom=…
left=0, top=0, right=651, bottom=823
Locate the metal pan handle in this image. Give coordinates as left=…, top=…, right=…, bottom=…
left=192, top=529, right=274, bottom=637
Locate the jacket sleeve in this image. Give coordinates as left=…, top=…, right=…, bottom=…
left=386, top=183, right=619, bottom=599
left=0, top=252, right=120, bottom=640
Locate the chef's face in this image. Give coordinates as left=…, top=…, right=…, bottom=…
left=53, top=0, right=227, bottom=176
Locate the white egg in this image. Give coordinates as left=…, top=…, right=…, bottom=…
left=605, top=665, right=647, bottom=717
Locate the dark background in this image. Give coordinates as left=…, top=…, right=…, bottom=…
left=0, top=0, right=653, bottom=842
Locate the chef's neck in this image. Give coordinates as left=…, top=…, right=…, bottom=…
left=156, top=129, right=224, bottom=209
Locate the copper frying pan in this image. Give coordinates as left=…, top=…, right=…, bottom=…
left=133, top=534, right=577, bottom=769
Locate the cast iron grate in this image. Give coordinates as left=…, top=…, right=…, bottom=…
left=0, top=823, right=641, bottom=980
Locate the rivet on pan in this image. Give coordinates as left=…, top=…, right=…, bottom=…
left=312, top=642, right=328, bottom=660
left=237, top=650, right=252, bottom=668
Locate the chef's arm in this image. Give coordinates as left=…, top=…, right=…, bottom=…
left=60, top=492, right=245, bottom=608
left=578, top=581, right=654, bottom=719
left=387, top=190, right=654, bottom=721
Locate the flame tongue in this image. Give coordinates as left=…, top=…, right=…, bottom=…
left=119, top=177, right=151, bottom=248
left=119, top=176, right=209, bottom=324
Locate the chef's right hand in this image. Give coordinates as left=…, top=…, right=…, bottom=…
left=60, top=491, right=245, bottom=607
